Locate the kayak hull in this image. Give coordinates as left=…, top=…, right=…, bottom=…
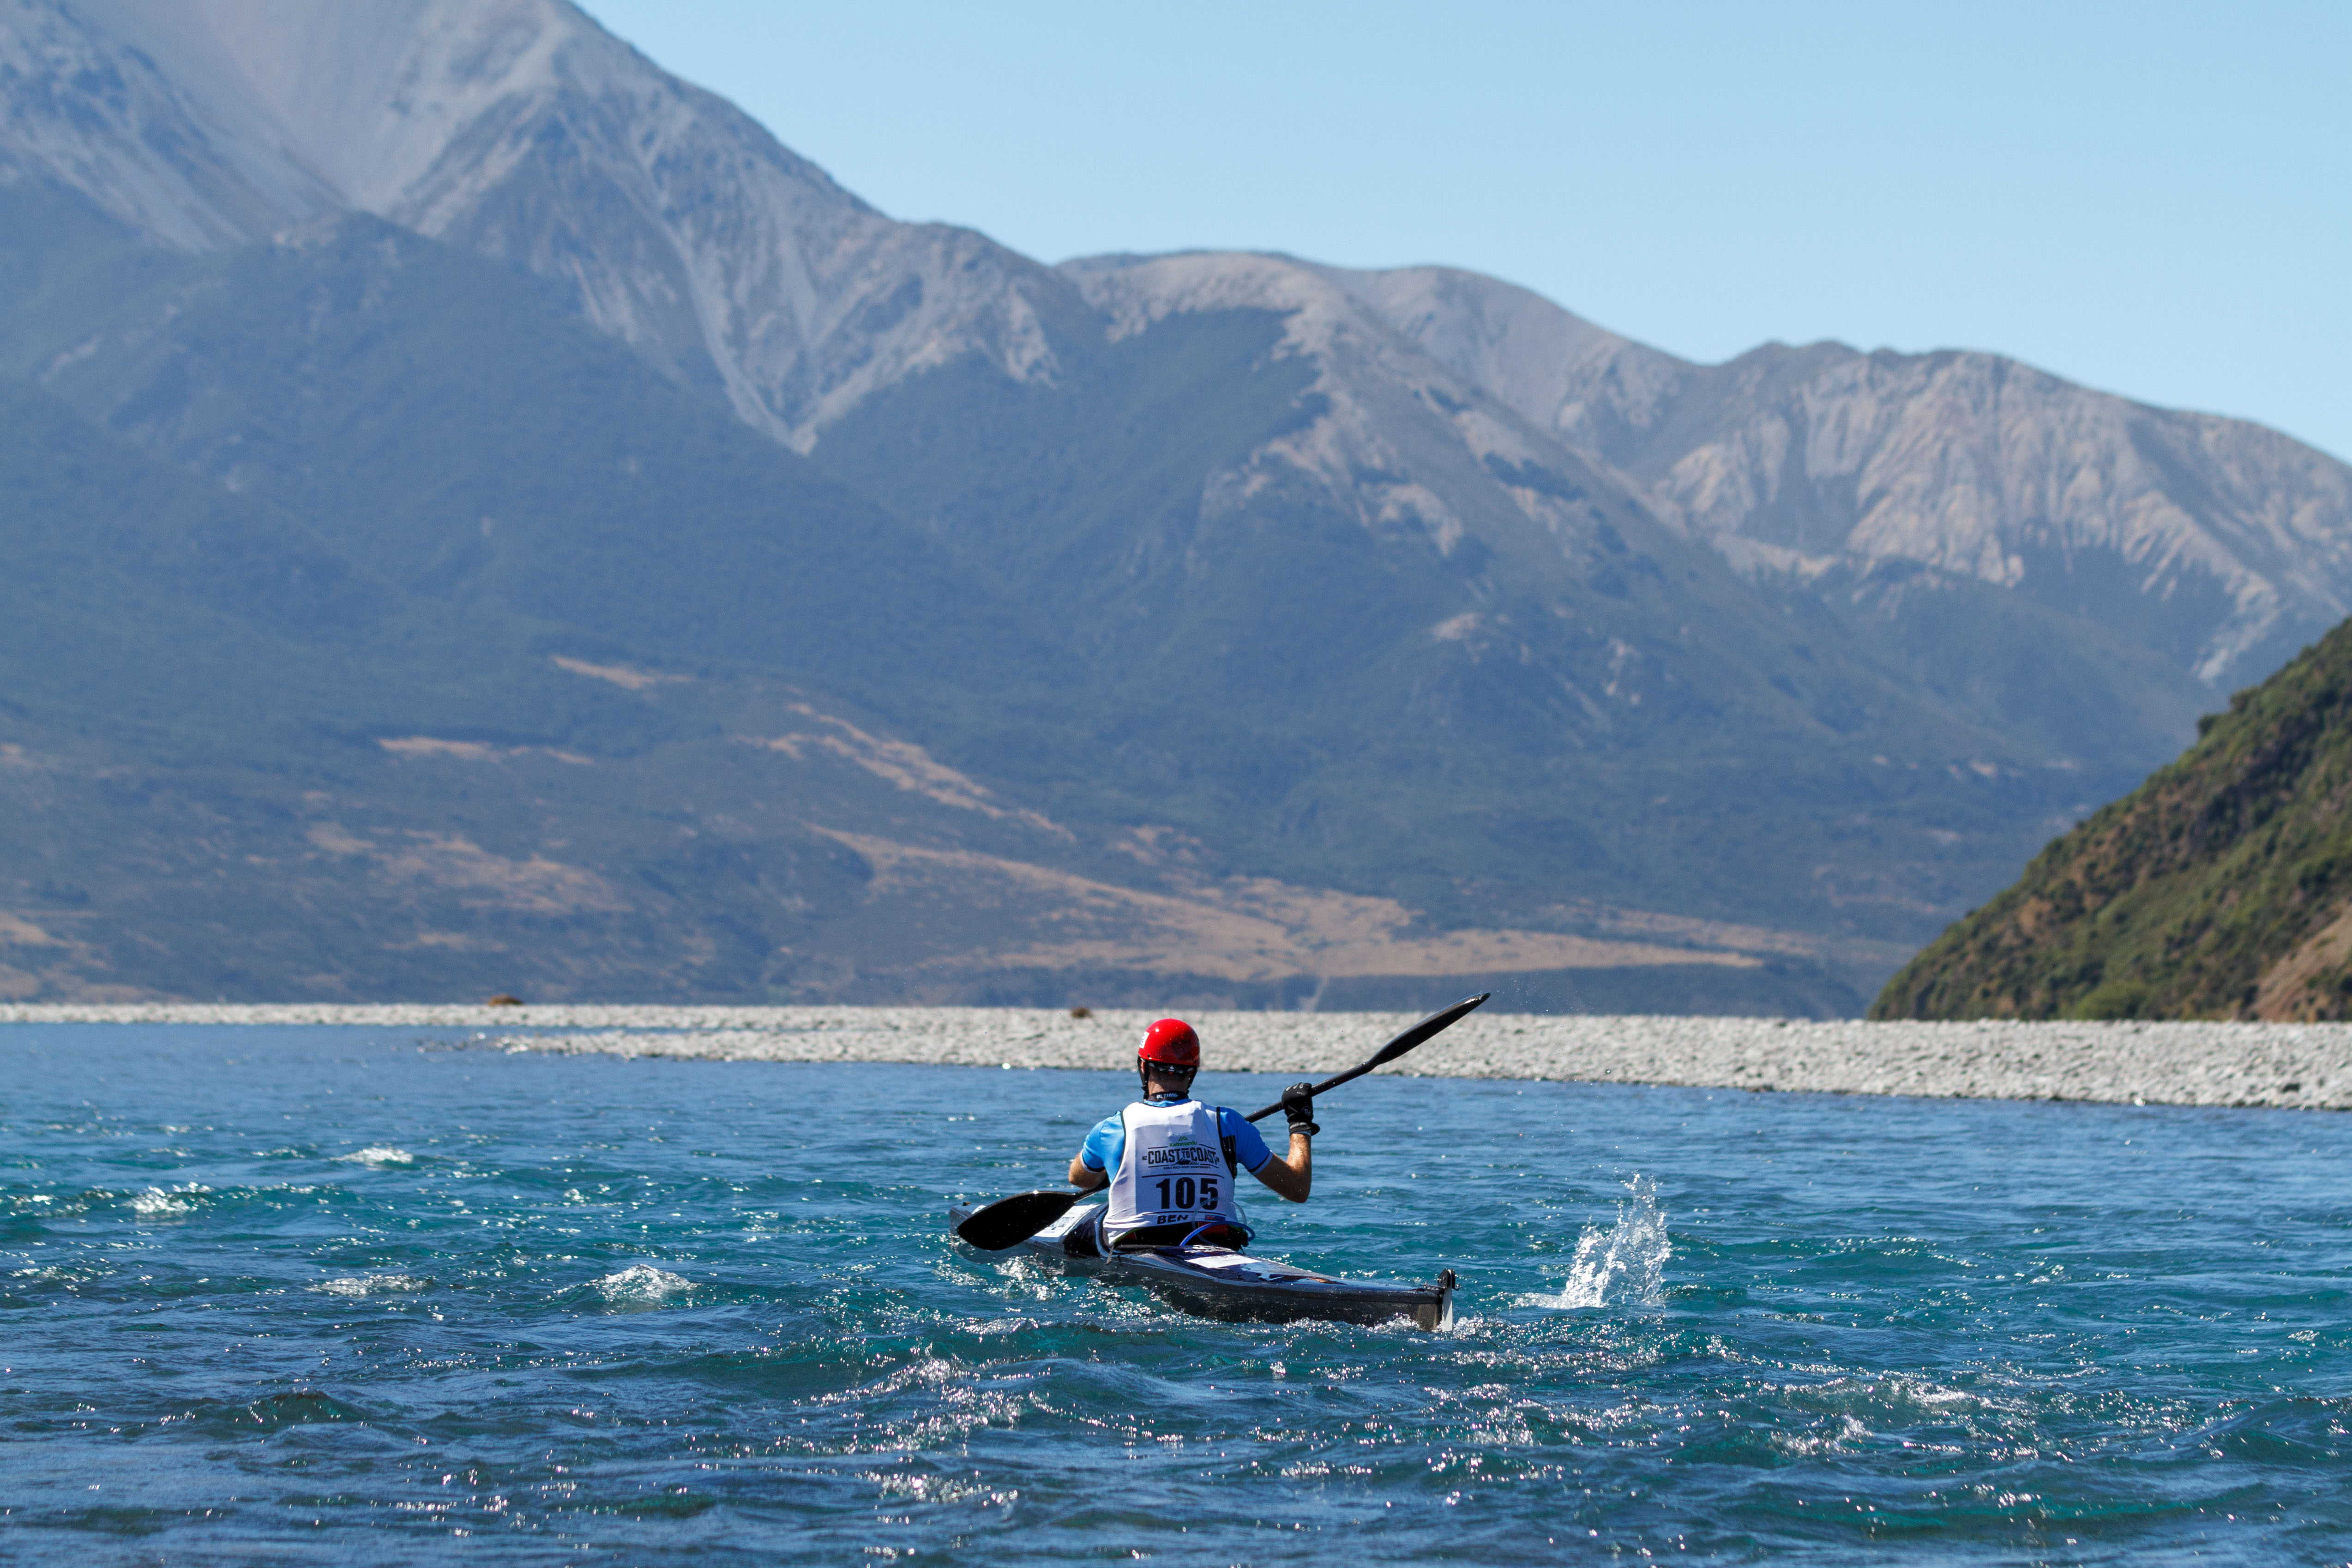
left=949, top=1202, right=1453, bottom=1331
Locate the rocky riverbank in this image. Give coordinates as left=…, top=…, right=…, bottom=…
left=3, top=1005, right=2345, bottom=1111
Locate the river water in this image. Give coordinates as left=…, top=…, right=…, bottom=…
left=2, top=1024, right=2347, bottom=1563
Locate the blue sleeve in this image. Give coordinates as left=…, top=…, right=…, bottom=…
left=1079, top=1112, right=1124, bottom=1172
left=1220, top=1108, right=1273, bottom=1172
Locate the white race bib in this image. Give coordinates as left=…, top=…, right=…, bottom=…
left=1105, top=1099, right=1241, bottom=1240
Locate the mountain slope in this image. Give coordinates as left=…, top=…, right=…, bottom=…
left=5, top=0, right=1078, bottom=441
left=0, top=0, right=342, bottom=246
left=1872, top=619, right=2352, bottom=1021
left=1338, top=264, right=2352, bottom=698
left=818, top=248, right=2136, bottom=945
left=14, top=204, right=1062, bottom=706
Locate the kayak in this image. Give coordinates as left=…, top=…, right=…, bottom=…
left=948, top=1201, right=1454, bottom=1331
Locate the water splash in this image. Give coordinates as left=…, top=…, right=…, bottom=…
left=129, top=1184, right=210, bottom=1217
left=590, top=1264, right=692, bottom=1308
left=1548, top=1174, right=1668, bottom=1309
left=336, top=1146, right=414, bottom=1165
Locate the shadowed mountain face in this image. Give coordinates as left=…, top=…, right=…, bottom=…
left=0, top=0, right=2345, bottom=1011
left=12, top=212, right=1055, bottom=700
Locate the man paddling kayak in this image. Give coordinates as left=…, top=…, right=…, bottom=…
left=1065, top=1017, right=1318, bottom=1250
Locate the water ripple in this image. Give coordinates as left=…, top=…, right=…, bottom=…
left=1, top=1028, right=2347, bottom=1562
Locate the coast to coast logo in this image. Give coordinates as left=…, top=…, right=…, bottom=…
left=1142, top=1145, right=1220, bottom=1168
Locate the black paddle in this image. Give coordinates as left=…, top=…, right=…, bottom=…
left=952, top=993, right=1491, bottom=1251
left=1241, top=991, right=1490, bottom=1123
left=951, top=1187, right=1084, bottom=1252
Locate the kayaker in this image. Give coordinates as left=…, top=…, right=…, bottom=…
left=1064, top=1017, right=1317, bottom=1251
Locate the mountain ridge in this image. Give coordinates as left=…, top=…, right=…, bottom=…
left=1335, top=264, right=2352, bottom=694
left=15, top=0, right=2346, bottom=697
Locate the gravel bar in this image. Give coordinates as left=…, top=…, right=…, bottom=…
left=3, top=1004, right=2346, bottom=1111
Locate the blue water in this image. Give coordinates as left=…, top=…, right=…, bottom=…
left=2, top=1026, right=2348, bottom=1564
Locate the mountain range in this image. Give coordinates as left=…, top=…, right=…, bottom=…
left=0, top=0, right=2346, bottom=1011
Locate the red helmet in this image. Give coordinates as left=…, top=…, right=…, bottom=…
left=1137, top=1017, right=1200, bottom=1070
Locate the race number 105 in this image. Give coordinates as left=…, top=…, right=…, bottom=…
left=1153, top=1178, right=1216, bottom=1210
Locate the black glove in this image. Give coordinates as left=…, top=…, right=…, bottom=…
left=1281, top=1081, right=1319, bottom=1138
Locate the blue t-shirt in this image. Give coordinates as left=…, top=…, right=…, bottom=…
left=1080, top=1096, right=1272, bottom=1178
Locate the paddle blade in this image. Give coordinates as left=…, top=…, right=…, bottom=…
left=955, top=1189, right=1079, bottom=1251
left=1365, top=992, right=1490, bottom=1068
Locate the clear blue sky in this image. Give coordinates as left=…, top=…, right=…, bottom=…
left=581, top=1, right=2348, bottom=460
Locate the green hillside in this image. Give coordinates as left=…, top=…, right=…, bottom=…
left=1872, top=618, right=2352, bottom=1020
